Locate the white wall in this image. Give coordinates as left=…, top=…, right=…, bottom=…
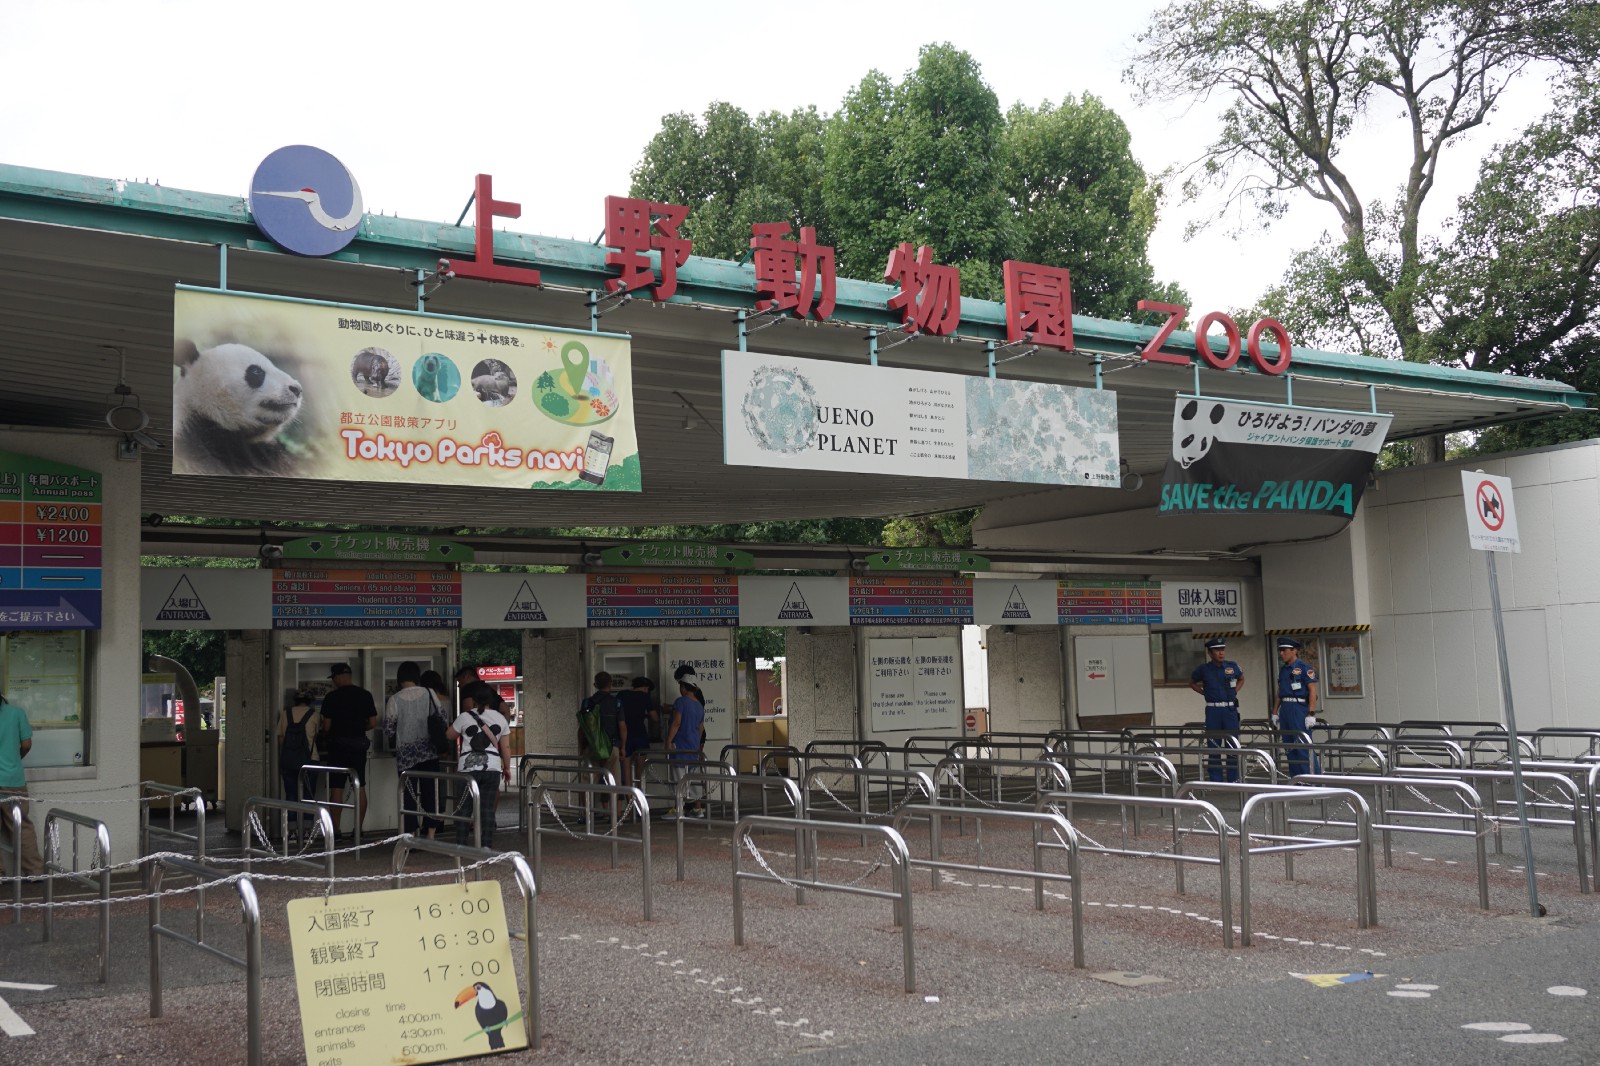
left=0, top=428, right=143, bottom=862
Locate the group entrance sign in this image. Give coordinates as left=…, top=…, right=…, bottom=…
left=1461, top=469, right=1538, bottom=918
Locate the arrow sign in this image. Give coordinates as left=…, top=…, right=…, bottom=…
left=1087, top=672, right=1106, bottom=680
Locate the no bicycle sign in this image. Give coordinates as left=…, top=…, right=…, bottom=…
left=1461, top=471, right=1520, bottom=553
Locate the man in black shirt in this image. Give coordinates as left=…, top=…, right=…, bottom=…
left=319, top=663, right=376, bottom=837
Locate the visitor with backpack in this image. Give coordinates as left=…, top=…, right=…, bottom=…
left=276, top=693, right=320, bottom=838
left=447, top=683, right=510, bottom=849
left=578, top=671, right=624, bottom=786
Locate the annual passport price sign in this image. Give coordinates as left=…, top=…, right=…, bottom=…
left=272, top=569, right=463, bottom=629
left=288, top=881, right=526, bottom=1065
left=0, top=449, right=103, bottom=629
left=848, top=574, right=974, bottom=625
left=586, top=573, right=738, bottom=627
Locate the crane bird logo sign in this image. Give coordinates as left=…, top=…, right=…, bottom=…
left=249, top=145, right=365, bottom=256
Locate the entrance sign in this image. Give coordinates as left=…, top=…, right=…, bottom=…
left=867, top=635, right=961, bottom=732
left=1159, top=580, right=1242, bottom=625
left=142, top=568, right=271, bottom=629
left=737, top=575, right=849, bottom=627
left=1160, top=396, right=1390, bottom=518
left=1461, top=471, right=1520, bottom=552
left=722, top=351, right=1119, bottom=487
left=0, top=450, right=103, bottom=629
left=173, top=287, right=638, bottom=492
left=287, top=881, right=526, bottom=1065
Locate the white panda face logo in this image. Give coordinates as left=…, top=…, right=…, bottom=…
left=1173, top=399, right=1226, bottom=468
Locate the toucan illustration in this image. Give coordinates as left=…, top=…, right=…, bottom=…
left=455, top=982, right=509, bottom=1049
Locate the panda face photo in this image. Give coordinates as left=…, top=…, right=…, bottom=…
left=413, top=352, right=461, bottom=403
left=471, top=359, right=518, bottom=408
left=350, top=346, right=398, bottom=397
left=1173, top=398, right=1227, bottom=469
left=173, top=340, right=309, bottom=477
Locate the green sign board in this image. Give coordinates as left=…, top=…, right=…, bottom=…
left=281, top=534, right=475, bottom=564
left=597, top=542, right=755, bottom=568
left=863, top=549, right=990, bottom=572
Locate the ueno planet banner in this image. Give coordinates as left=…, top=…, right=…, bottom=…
left=722, top=350, right=1119, bottom=486
left=172, top=287, right=638, bottom=491
left=1160, top=395, right=1390, bottom=518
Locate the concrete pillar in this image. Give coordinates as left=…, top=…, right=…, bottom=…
left=520, top=629, right=582, bottom=756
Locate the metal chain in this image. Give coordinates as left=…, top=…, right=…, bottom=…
left=741, top=832, right=897, bottom=889
left=3, top=851, right=521, bottom=911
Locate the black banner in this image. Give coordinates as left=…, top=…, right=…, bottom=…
left=1159, top=396, right=1390, bottom=518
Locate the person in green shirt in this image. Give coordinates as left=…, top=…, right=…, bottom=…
left=0, top=693, right=44, bottom=876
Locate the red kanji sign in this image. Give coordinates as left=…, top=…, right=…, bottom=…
left=751, top=222, right=836, bottom=320
left=884, top=243, right=961, bottom=336
left=604, top=196, right=692, bottom=301
left=1003, top=261, right=1073, bottom=350
left=446, top=174, right=542, bottom=289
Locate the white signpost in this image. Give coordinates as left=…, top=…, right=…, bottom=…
left=1461, top=470, right=1540, bottom=918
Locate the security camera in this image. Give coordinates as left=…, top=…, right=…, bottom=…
left=258, top=543, right=284, bottom=562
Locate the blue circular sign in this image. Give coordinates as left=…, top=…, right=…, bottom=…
left=248, top=145, right=364, bottom=257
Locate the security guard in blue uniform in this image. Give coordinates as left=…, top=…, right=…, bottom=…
left=1273, top=637, right=1320, bottom=777
left=1189, top=637, right=1244, bottom=781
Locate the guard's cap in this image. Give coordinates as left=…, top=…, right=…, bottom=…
left=1276, top=637, right=1302, bottom=650
left=1204, top=637, right=1227, bottom=650
left=328, top=663, right=353, bottom=678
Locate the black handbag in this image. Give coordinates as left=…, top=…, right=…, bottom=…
left=426, top=694, right=451, bottom=757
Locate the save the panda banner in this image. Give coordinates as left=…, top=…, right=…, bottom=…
left=1160, top=396, right=1390, bottom=518
left=171, top=287, right=639, bottom=491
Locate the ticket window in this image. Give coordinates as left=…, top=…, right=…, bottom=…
left=281, top=646, right=446, bottom=753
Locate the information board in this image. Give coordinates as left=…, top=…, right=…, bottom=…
left=867, top=635, right=962, bottom=732
left=271, top=569, right=462, bottom=629
left=586, top=573, right=738, bottom=628
left=0, top=450, right=103, bottom=629
left=848, top=575, right=973, bottom=625
left=288, top=881, right=525, bottom=1065
left=1057, top=579, right=1162, bottom=624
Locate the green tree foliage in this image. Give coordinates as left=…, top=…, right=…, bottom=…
left=630, top=43, right=1180, bottom=315
left=1128, top=1, right=1600, bottom=458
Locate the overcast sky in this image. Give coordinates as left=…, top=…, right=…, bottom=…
left=3, top=1, right=1537, bottom=327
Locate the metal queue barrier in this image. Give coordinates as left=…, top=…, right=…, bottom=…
left=731, top=815, right=917, bottom=993
left=973, top=732, right=1055, bottom=762
left=1291, top=774, right=1491, bottom=909
left=240, top=797, right=337, bottom=877
left=1401, top=766, right=1591, bottom=892
left=804, top=739, right=890, bottom=767
left=297, top=763, right=366, bottom=846
left=1531, top=729, right=1600, bottom=760
left=1038, top=791, right=1235, bottom=947
left=147, top=854, right=264, bottom=1066
left=2, top=796, right=21, bottom=917
left=720, top=743, right=799, bottom=776
left=1132, top=742, right=1279, bottom=784
left=398, top=767, right=484, bottom=848
left=894, top=735, right=967, bottom=774
left=801, top=765, right=936, bottom=825
left=391, top=835, right=541, bottom=1050
left=1509, top=760, right=1600, bottom=873
left=1460, top=732, right=1536, bottom=767
left=41, top=808, right=112, bottom=982
left=1397, top=720, right=1507, bottom=737
left=673, top=767, right=802, bottom=879
left=895, top=803, right=1087, bottom=967
left=528, top=781, right=652, bottom=919
left=139, top=782, right=207, bottom=859
left=1038, top=751, right=1179, bottom=834
left=760, top=749, right=862, bottom=783
left=517, top=754, right=612, bottom=832
left=933, top=756, right=1070, bottom=810
left=1178, top=783, right=1375, bottom=946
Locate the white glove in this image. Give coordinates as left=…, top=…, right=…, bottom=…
left=1305, top=715, right=1318, bottom=728
left=1270, top=715, right=1280, bottom=728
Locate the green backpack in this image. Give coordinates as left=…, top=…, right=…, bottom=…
left=578, top=695, right=613, bottom=762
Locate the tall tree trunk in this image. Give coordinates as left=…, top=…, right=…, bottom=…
left=1414, top=433, right=1446, bottom=465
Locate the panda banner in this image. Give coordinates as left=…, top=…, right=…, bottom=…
left=171, top=287, right=640, bottom=491
left=1160, top=396, right=1390, bottom=518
